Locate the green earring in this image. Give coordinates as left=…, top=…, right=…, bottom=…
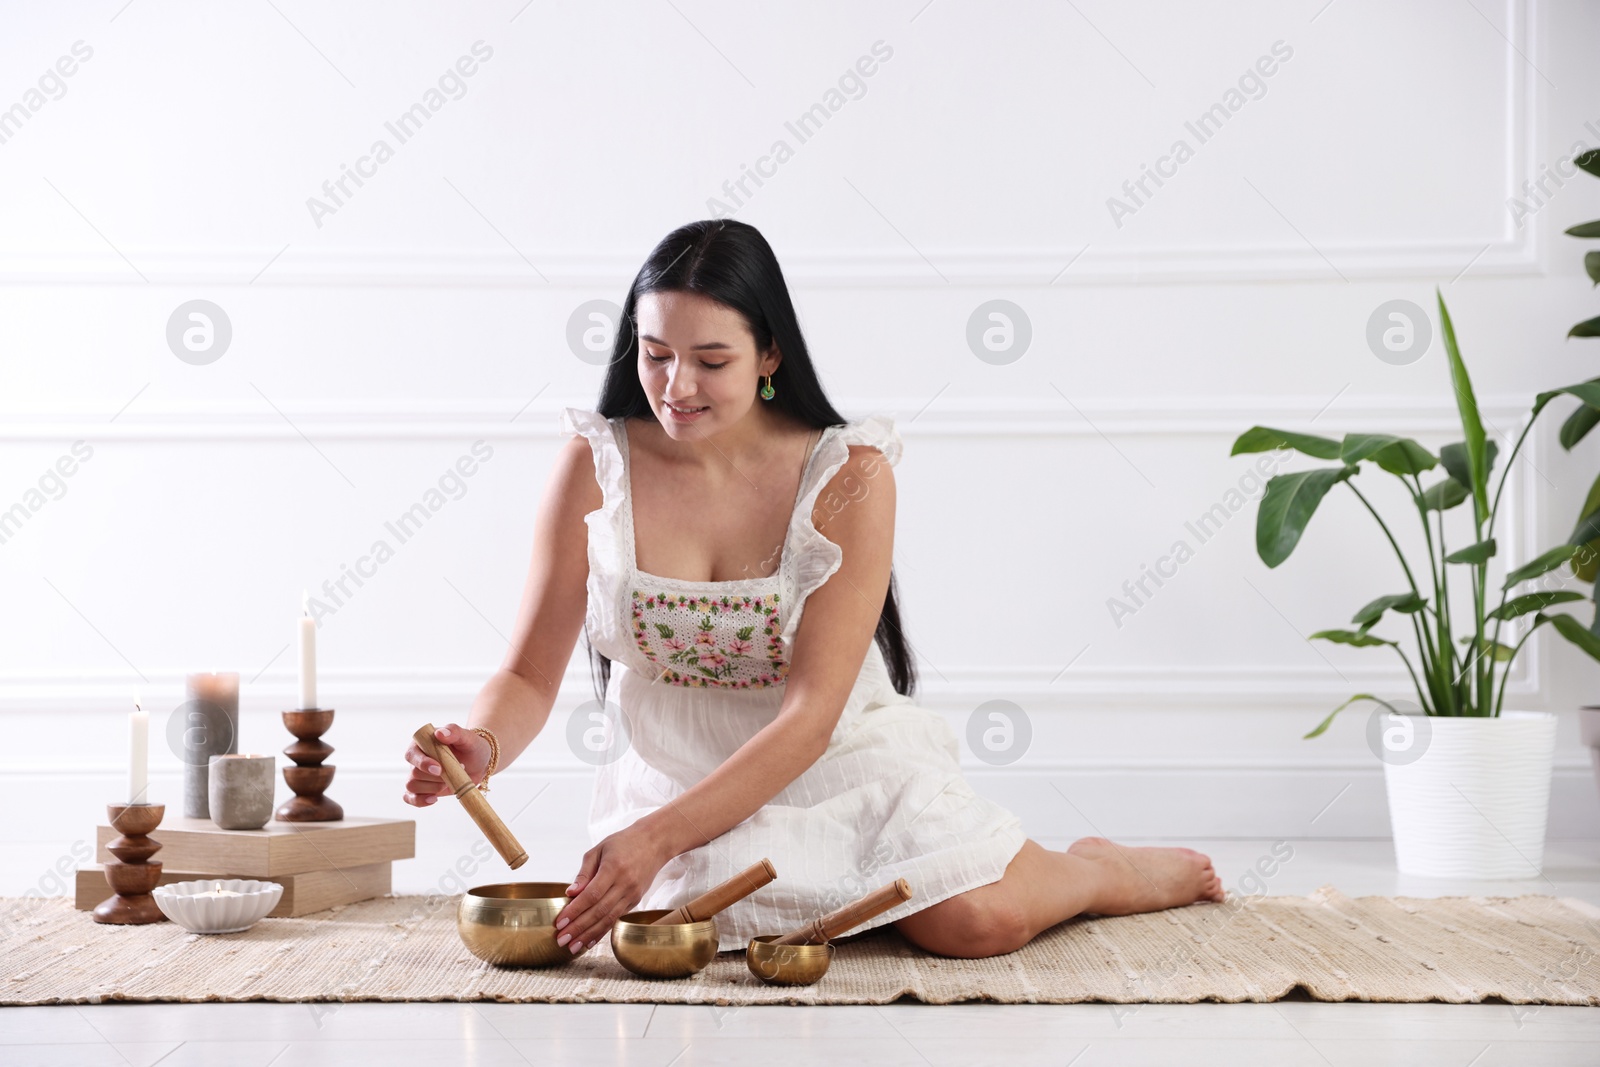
left=759, top=374, right=775, bottom=400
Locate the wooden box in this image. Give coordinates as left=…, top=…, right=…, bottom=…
left=95, top=816, right=414, bottom=877
left=75, top=860, right=393, bottom=918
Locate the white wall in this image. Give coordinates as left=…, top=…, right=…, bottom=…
left=4, top=0, right=1599, bottom=897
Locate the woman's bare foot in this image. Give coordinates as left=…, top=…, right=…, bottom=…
left=1066, top=836, right=1226, bottom=916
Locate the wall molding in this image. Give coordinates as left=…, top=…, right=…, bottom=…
left=0, top=394, right=1547, bottom=440
left=0, top=3, right=1540, bottom=288
left=0, top=238, right=1543, bottom=288
left=0, top=393, right=1550, bottom=707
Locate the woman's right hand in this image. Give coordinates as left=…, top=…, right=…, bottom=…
left=402, top=723, right=490, bottom=807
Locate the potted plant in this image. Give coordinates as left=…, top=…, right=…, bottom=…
left=1232, top=287, right=1600, bottom=878
left=1563, top=148, right=1600, bottom=797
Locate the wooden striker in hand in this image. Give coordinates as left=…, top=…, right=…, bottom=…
left=413, top=723, right=528, bottom=870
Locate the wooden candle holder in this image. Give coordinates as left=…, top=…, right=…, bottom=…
left=651, top=859, right=777, bottom=926
left=275, top=708, right=344, bottom=822
left=770, top=877, right=912, bottom=946
left=92, top=803, right=167, bottom=925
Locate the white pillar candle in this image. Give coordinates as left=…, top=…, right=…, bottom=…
left=298, top=590, right=317, bottom=710
left=129, top=696, right=149, bottom=804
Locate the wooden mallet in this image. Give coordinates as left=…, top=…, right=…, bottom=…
left=769, top=878, right=912, bottom=946
left=649, top=858, right=777, bottom=926
left=413, top=723, right=527, bottom=869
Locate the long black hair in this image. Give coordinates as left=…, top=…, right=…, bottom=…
left=584, top=218, right=917, bottom=703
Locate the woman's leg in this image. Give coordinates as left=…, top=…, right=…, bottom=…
left=893, top=837, right=1226, bottom=959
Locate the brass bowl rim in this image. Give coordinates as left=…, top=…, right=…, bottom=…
left=613, top=907, right=718, bottom=937
left=748, top=933, right=835, bottom=956
left=462, top=881, right=571, bottom=904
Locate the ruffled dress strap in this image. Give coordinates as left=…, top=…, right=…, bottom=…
left=779, top=413, right=903, bottom=645
left=557, top=407, right=632, bottom=662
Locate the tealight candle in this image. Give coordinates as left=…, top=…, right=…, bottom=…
left=200, top=882, right=242, bottom=899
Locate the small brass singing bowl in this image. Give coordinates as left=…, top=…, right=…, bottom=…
left=610, top=909, right=719, bottom=979
left=457, top=882, right=574, bottom=967
left=746, top=934, right=835, bottom=985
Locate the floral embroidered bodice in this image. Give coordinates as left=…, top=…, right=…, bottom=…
left=630, top=587, right=789, bottom=689
left=558, top=406, right=903, bottom=690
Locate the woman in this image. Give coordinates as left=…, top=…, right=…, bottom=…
left=402, top=219, right=1225, bottom=958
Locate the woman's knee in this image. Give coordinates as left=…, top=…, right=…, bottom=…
left=896, top=890, right=1031, bottom=959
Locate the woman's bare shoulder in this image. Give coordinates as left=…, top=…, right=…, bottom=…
left=554, top=433, right=605, bottom=515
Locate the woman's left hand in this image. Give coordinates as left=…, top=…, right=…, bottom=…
left=553, top=823, right=671, bottom=956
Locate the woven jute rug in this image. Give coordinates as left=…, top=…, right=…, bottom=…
left=6, top=885, right=1598, bottom=1006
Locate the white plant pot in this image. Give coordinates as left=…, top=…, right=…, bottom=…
left=1382, top=710, right=1556, bottom=879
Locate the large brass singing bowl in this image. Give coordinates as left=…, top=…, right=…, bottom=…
left=610, top=909, right=719, bottom=979
left=746, top=934, right=835, bottom=985
left=457, top=882, right=574, bottom=967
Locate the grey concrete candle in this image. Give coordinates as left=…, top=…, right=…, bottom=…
left=208, top=754, right=275, bottom=830
left=181, top=672, right=239, bottom=819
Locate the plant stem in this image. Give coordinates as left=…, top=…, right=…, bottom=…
left=1494, top=621, right=1543, bottom=714
left=1480, top=416, right=1549, bottom=717
left=1434, top=494, right=1460, bottom=715
left=1346, top=482, right=1424, bottom=597
left=1345, top=481, right=1434, bottom=714
left=1487, top=416, right=1538, bottom=539
left=1403, top=614, right=1439, bottom=714
left=1408, top=472, right=1455, bottom=716
left=1390, top=643, right=1429, bottom=711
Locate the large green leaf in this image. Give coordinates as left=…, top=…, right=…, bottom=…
left=1339, top=434, right=1438, bottom=476
left=1437, top=290, right=1488, bottom=525
left=1566, top=221, right=1600, bottom=239
left=1533, top=378, right=1600, bottom=424
left=1585, top=250, right=1600, bottom=285
left=1542, top=612, right=1600, bottom=665
left=1311, top=629, right=1397, bottom=648
left=1560, top=404, right=1600, bottom=450
left=1574, top=471, right=1600, bottom=582
left=1438, top=439, right=1499, bottom=488
left=1421, top=478, right=1470, bottom=511
left=1578, top=544, right=1600, bottom=585
left=1593, top=570, right=1600, bottom=639
left=1577, top=149, right=1600, bottom=178
left=1571, top=506, right=1600, bottom=550
left=1255, top=466, right=1357, bottom=568
left=1488, top=590, right=1586, bottom=621
left=1503, top=544, right=1576, bottom=589
left=1571, top=316, right=1600, bottom=338
left=1444, top=538, right=1496, bottom=565
left=1230, top=426, right=1342, bottom=460
left=1351, top=592, right=1426, bottom=628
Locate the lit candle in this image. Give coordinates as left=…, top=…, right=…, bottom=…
left=298, top=590, right=317, bottom=710
left=200, top=881, right=241, bottom=898
left=129, top=696, right=148, bottom=804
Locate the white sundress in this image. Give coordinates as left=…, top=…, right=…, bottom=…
left=558, top=406, right=1028, bottom=951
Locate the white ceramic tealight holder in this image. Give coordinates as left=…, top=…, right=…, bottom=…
left=153, top=878, right=283, bottom=933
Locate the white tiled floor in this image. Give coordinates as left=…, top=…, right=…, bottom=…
left=5, top=839, right=1598, bottom=1067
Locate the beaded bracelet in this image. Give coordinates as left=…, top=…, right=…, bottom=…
left=470, top=726, right=500, bottom=793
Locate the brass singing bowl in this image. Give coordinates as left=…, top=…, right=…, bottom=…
left=457, top=882, right=574, bottom=967
left=610, top=909, right=719, bottom=979
left=746, top=934, right=835, bottom=985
